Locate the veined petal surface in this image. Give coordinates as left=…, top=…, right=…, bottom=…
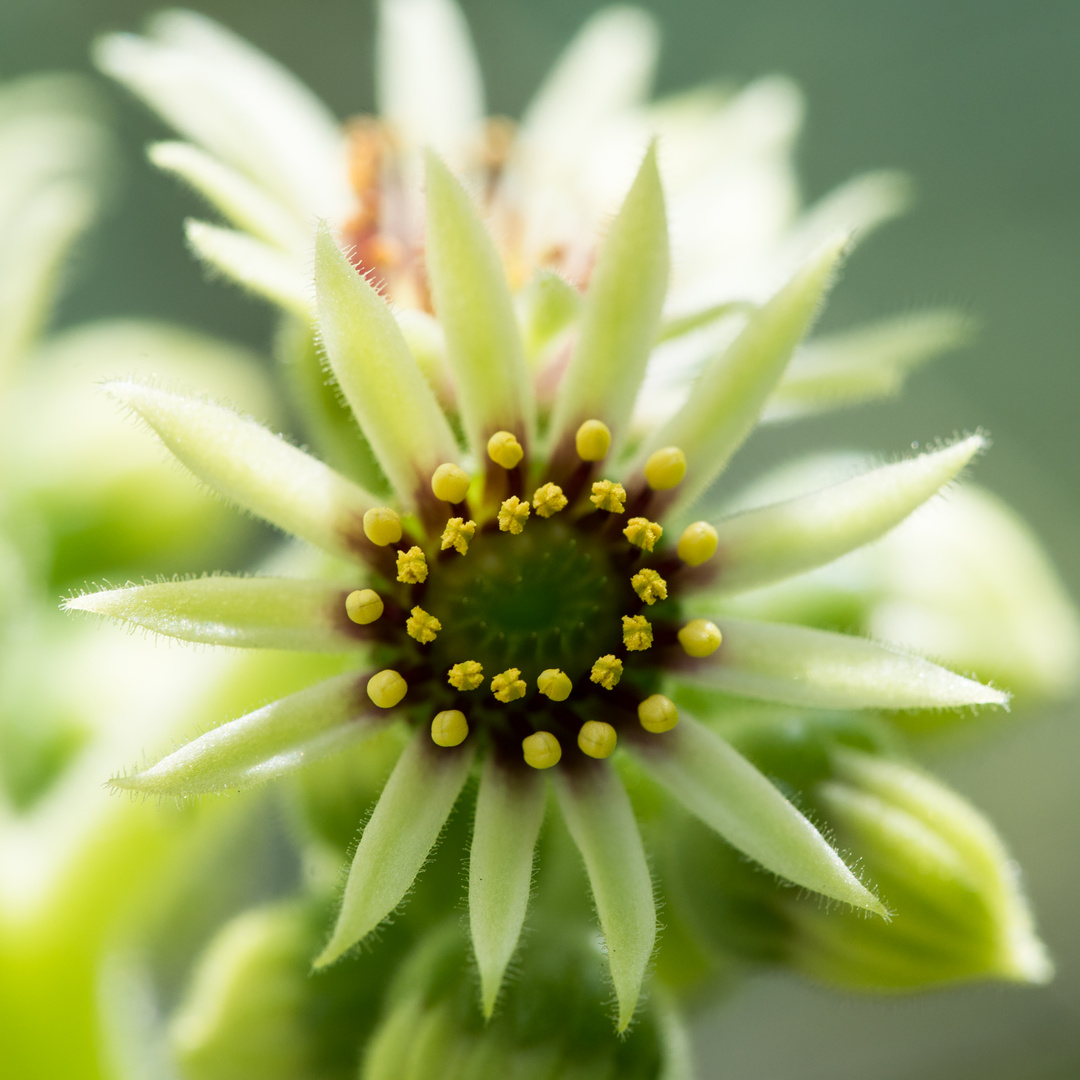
left=425, top=152, right=534, bottom=454
left=113, top=672, right=380, bottom=795
left=315, top=225, right=460, bottom=507
left=316, top=731, right=474, bottom=966
left=104, top=379, right=377, bottom=561
left=708, top=435, right=985, bottom=593
left=675, top=617, right=1008, bottom=710
left=64, top=576, right=359, bottom=651
left=630, top=715, right=882, bottom=912
left=554, top=763, right=655, bottom=1032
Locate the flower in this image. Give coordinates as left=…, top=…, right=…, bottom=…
left=66, top=143, right=1013, bottom=1030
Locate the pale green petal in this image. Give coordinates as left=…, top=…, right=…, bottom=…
left=64, top=576, right=359, bottom=651
left=630, top=715, right=883, bottom=912
left=314, top=224, right=460, bottom=508
left=548, top=145, right=669, bottom=454
left=553, top=764, right=655, bottom=1032
left=657, top=299, right=756, bottom=344
left=376, top=0, right=484, bottom=164
left=103, top=379, right=377, bottom=561
left=709, top=435, right=986, bottom=593
left=640, top=236, right=846, bottom=511
left=316, top=731, right=474, bottom=966
left=185, top=219, right=309, bottom=316
left=517, top=269, right=582, bottom=365
left=113, top=672, right=379, bottom=796
left=150, top=141, right=308, bottom=251
left=425, top=152, right=534, bottom=452
left=676, top=617, right=1009, bottom=710
left=469, top=758, right=546, bottom=1017
left=763, top=310, right=974, bottom=422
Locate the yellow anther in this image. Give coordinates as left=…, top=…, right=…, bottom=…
left=532, top=482, right=568, bottom=518
left=575, top=419, right=611, bottom=462
left=631, top=569, right=668, bottom=606
left=644, top=446, right=687, bottom=490
left=522, top=731, right=562, bottom=769
left=638, top=694, right=679, bottom=734
left=622, top=614, right=653, bottom=651
left=366, top=669, right=407, bottom=709
left=487, top=430, right=524, bottom=470
left=498, top=496, right=531, bottom=534
left=578, top=720, right=618, bottom=759
left=406, top=606, right=442, bottom=643
left=590, top=654, right=623, bottom=689
left=677, top=521, right=718, bottom=567
left=431, top=462, right=471, bottom=503
left=537, top=668, right=572, bottom=702
left=491, top=668, right=527, bottom=703
left=396, top=545, right=429, bottom=583
left=345, top=588, right=384, bottom=624
left=678, top=618, right=723, bottom=657
left=448, top=661, right=484, bottom=691
left=590, top=479, right=626, bottom=513
left=441, top=516, right=477, bottom=555
left=431, top=709, right=469, bottom=747
left=363, top=506, right=402, bottom=547
left=623, top=517, right=663, bottom=552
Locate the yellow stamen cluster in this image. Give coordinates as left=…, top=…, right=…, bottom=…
left=631, top=569, right=667, bottom=605
left=638, top=694, right=679, bottom=733
left=498, top=496, right=531, bottom=534
left=431, top=709, right=468, bottom=747
left=431, top=462, right=471, bottom=503
left=367, top=669, right=407, bottom=708
left=575, top=419, right=611, bottom=461
left=522, top=730, right=562, bottom=769
left=532, top=482, right=568, bottom=518
left=590, top=479, right=626, bottom=513
left=590, top=654, right=623, bottom=689
left=578, top=720, right=618, bottom=759
left=448, top=660, right=484, bottom=691
left=406, top=606, right=442, bottom=643
left=487, top=430, right=524, bottom=469
left=677, top=521, right=718, bottom=567
left=678, top=618, right=723, bottom=657
left=622, top=615, right=653, bottom=651
left=396, top=546, right=428, bottom=583
left=537, top=668, right=572, bottom=701
left=441, top=516, right=477, bottom=554
left=644, top=446, right=687, bottom=490
left=345, top=588, right=383, bottom=624
left=491, top=667, right=527, bottom=702
left=363, top=506, right=402, bottom=547
left=623, top=517, right=663, bottom=552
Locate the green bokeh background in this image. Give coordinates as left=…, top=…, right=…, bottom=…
left=3, top=1, right=1078, bottom=1076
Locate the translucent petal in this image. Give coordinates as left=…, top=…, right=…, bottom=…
left=639, top=235, right=847, bottom=511
left=95, top=12, right=349, bottom=219
left=64, top=576, right=359, bottom=651
left=709, top=435, right=986, bottom=593
left=150, top=141, right=308, bottom=252
left=103, top=379, right=377, bottom=561
left=376, top=0, right=484, bottom=167
left=316, top=731, right=474, bottom=966
left=469, top=758, right=546, bottom=1017
left=548, top=146, right=669, bottom=455
left=676, top=617, right=1009, bottom=710
left=112, top=672, right=380, bottom=795
left=185, top=219, right=309, bottom=316
left=554, top=764, right=655, bottom=1032
left=763, top=310, right=974, bottom=422
left=630, top=715, right=883, bottom=912
left=314, top=224, right=460, bottom=508
left=425, top=153, right=535, bottom=454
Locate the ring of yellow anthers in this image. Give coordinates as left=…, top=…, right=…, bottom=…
left=345, top=421, right=723, bottom=771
